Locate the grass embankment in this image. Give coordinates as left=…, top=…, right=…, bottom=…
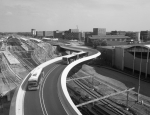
left=34, top=43, right=59, bottom=63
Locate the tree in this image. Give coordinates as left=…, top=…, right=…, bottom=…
left=101, top=40, right=107, bottom=46
left=92, top=39, right=107, bottom=48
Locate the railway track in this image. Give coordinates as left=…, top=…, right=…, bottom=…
left=10, top=49, right=32, bottom=71
left=15, top=46, right=38, bottom=67
left=10, top=46, right=38, bottom=71
left=68, top=76, right=132, bottom=115
left=1, top=61, right=20, bottom=87
left=2, top=70, right=19, bottom=86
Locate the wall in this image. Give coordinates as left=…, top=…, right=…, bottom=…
left=64, top=33, right=81, bottom=40
left=124, top=50, right=150, bottom=76
left=114, top=47, right=124, bottom=70
left=124, top=51, right=134, bottom=69
left=134, top=56, right=148, bottom=74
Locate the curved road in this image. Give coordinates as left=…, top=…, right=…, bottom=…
left=23, top=46, right=98, bottom=115
left=24, top=62, right=68, bottom=115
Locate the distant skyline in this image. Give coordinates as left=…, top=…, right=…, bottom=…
left=0, top=0, right=150, bottom=32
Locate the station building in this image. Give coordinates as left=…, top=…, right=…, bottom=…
left=32, top=29, right=81, bottom=40
left=97, top=44, right=150, bottom=78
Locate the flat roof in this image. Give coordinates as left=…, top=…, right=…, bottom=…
left=20, top=37, right=28, bottom=41
left=97, top=46, right=115, bottom=49
left=3, top=51, right=20, bottom=64
left=30, top=38, right=42, bottom=42
left=89, top=35, right=130, bottom=39
left=115, top=44, right=150, bottom=49
left=42, top=38, right=51, bottom=40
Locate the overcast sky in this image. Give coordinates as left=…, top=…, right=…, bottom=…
left=0, top=0, right=150, bottom=32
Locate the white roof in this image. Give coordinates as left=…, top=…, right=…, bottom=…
left=145, top=45, right=150, bottom=49
left=30, top=38, right=42, bottom=42
left=20, top=37, right=28, bottom=41
left=43, top=38, right=51, bottom=40
left=3, top=51, right=20, bottom=64
left=63, top=54, right=77, bottom=58
left=75, top=51, right=85, bottom=55
left=51, top=38, right=58, bottom=40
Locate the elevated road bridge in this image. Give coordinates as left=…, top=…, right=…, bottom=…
left=9, top=46, right=98, bottom=115
left=24, top=62, right=68, bottom=115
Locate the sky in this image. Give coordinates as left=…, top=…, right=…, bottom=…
left=0, top=0, right=150, bottom=32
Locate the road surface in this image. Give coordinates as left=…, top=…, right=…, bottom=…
left=24, top=62, right=68, bottom=115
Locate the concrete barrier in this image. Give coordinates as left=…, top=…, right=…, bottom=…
left=58, top=52, right=101, bottom=115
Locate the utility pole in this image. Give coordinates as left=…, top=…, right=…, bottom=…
left=137, top=47, right=143, bottom=102
left=76, top=25, right=80, bottom=41
left=126, top=89, right=129, bottom=110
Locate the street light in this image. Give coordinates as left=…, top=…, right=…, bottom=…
left=137, top=47, right=143, bottom=102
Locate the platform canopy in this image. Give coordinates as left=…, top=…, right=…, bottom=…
left=3, top=51, right=20, bottom=65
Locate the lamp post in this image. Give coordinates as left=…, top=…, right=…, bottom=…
left=137, top=47, right=143, bottom=102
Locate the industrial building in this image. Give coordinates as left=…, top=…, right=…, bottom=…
left=36, top=31, right=44, bottom=37
left=93, top=28, right=106, bottom=36
left=64, top=32, right=81, bottom=40
left=97, top=44, right=150, bottom=78
left=110, top=31, right=140, bottom=41
left=31, top=29, right=36, bottom=37
left=69, top=29, right=79, bottom=33
left=83, top=28, right=142, bottom=46
left=44, top=31, right=54, bottom=37
left=32, top=29, right=82, bottom=40
left=140, top=30, right=150, bottom=42
left=125, top=32, right=139, bottom=41
left=111, top=31, right=126, bottom=35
